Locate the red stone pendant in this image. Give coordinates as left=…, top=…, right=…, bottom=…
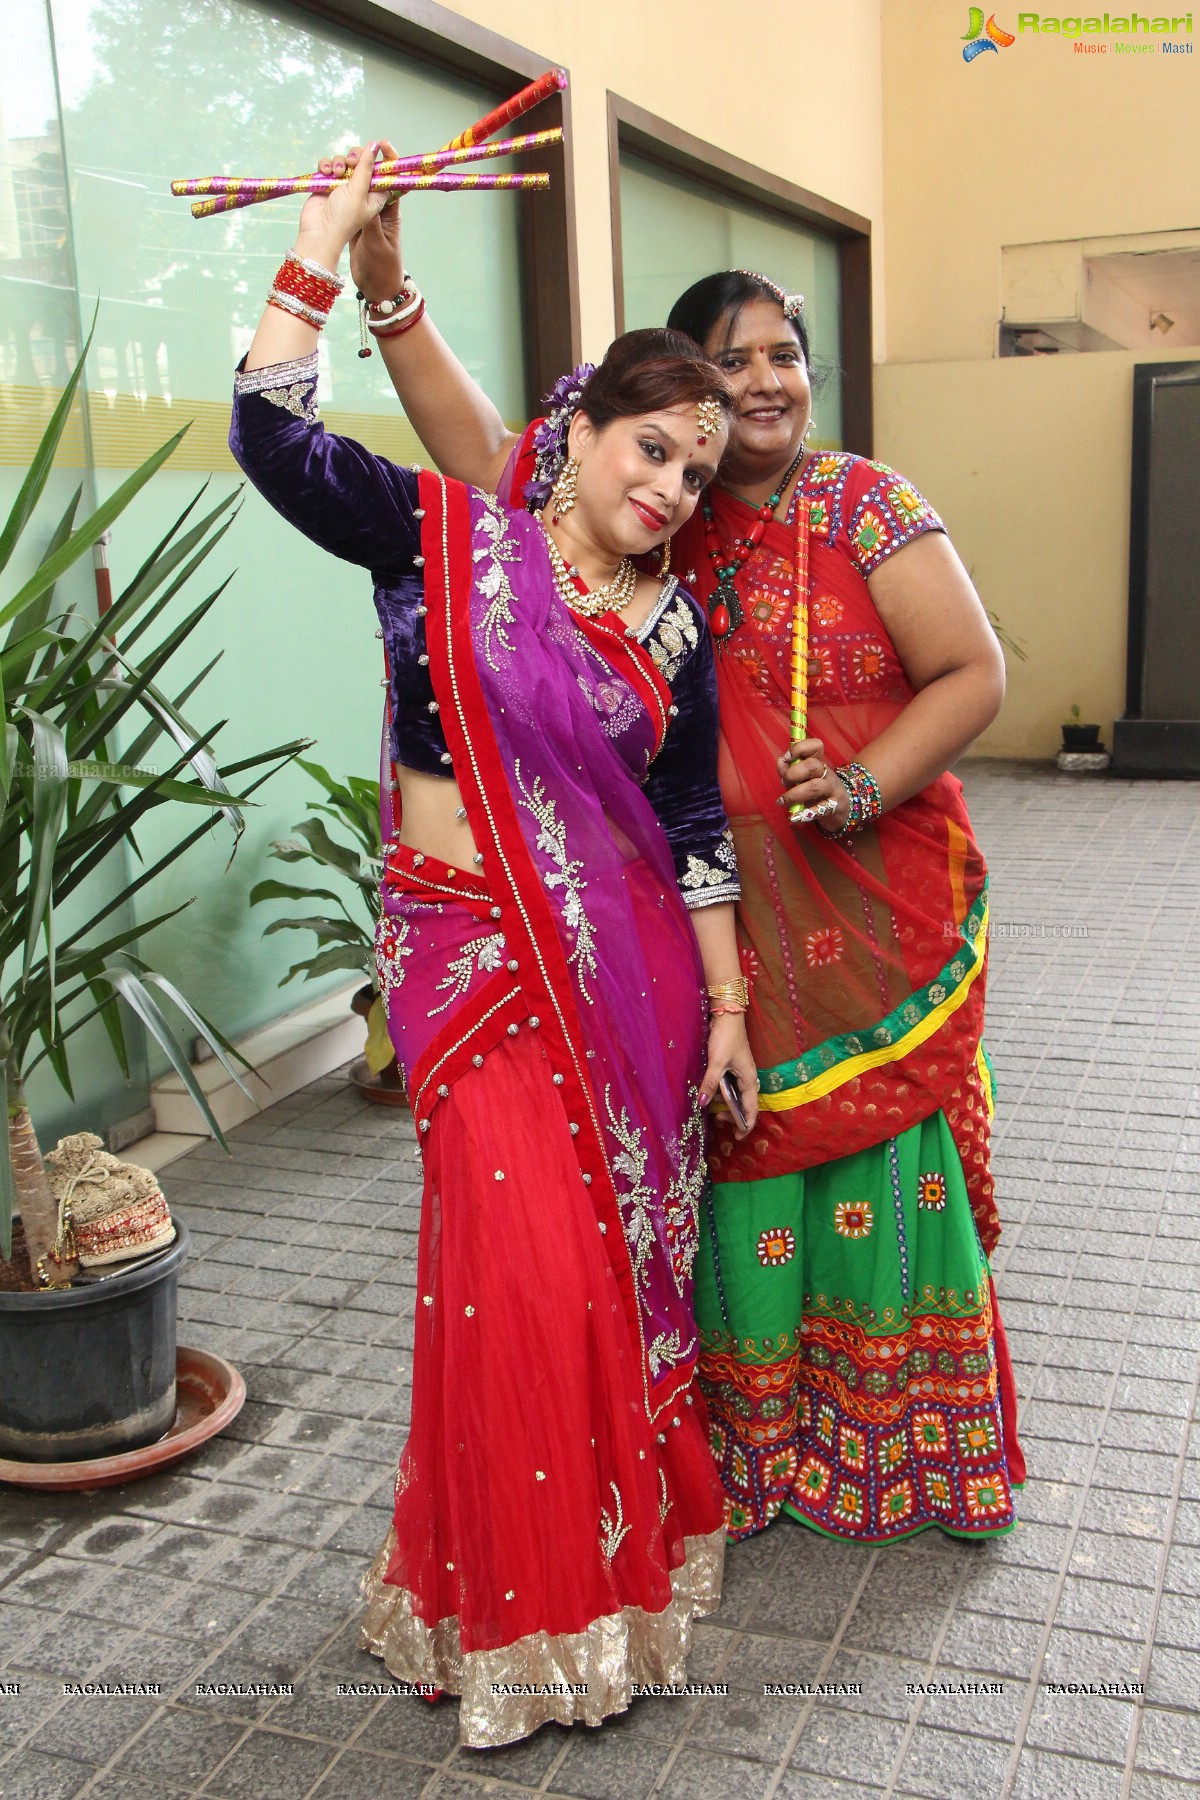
left=709, top=581, right=743, bottom=644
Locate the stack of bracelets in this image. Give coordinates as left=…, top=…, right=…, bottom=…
left=266, top=251, right=344, bottom=328
left=265, top=252, right=426, bottom=360
left=356, top=278, right=426, bottom=358
left=827, top=761, right=885, bottom=840
left=707, top=976, right=750, bottom=1018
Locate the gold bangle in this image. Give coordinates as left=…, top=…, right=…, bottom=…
left=706, top=977, right=749, bottom=1008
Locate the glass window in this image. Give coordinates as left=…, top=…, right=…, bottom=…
left=30, top=0, right=529, bottom=1081
left=619, top=150, right=843, bottom=448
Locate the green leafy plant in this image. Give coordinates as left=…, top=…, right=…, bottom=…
left=0, top=320, right=308, bottom=1284
left=249, top=760, right=394, bottom=1073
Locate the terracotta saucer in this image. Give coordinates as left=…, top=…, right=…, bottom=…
left=350, top=1058, right=410, bottom=1108
left=0, top=1346, right=245, bottom=1492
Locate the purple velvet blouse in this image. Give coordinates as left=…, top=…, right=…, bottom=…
left=230, top=353, right=738, bottom=910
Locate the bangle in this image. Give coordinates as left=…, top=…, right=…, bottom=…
left=285, top=249, right=344, bottom=290
left=709, top=1003, right=747, bottom=1017
left=369, top=298, right=426, bottom=337
left=266, top=288, right=332, bottom=330
left=706, top=976, right=749, bottom=1009
left=267, top=252, right=342, bottom=331
left=825, top=762, right=884, bottom=840
left=356, top=279, right=423, bottom=358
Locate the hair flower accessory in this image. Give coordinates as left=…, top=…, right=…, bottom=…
left=525, top=361, right=595, bottom=510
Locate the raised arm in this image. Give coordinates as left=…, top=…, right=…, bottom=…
left=232, top=146, right=422, bottom=577
left=321, top=142, right=522, bottom=493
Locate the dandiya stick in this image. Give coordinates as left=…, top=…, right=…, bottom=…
left=190, top=170, right=548, bottom=220
left=787, top=494, right=813, bottom=823
left=171, top=128, right=562, bottom=198
left=437, top=67, right=566, bottom=152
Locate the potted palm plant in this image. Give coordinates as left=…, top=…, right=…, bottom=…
left=250, top=761, right=404, bottom=1103
left=0, top=325, right=306, bottom=1462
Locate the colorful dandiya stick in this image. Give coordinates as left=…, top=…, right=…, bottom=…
left=171, top=127, right=562, bottom=199
left=190, top=169, right=548, bottom=220
left=436, top=67, right=566, bottom=152
left=787, top=496, right=813, bottom=823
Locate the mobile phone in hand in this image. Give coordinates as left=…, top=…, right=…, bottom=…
left=720, top=1070, right=750, bottom=1133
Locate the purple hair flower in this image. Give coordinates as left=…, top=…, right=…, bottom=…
left=524, top=360, right=595, bottom=511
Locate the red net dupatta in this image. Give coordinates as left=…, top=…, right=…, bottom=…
left=674, top=488, right=998, bottom=1253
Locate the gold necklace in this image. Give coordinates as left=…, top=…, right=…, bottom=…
left=542, top=525, right=638, bottom=619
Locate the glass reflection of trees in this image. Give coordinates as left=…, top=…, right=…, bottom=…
left=60, top=0, right=361, bottom=408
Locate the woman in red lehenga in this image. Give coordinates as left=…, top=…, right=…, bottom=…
left=339, top=175, right=1026, bottom=1551
left=228, top=150, right=761, bottom=1748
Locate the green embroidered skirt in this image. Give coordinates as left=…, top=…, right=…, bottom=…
left=696, top=1109, right=1024, bottom=1543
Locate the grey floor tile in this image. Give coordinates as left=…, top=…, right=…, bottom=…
left=786, top=1705, right=907, bottom=1786
left=685, top=1689, right=805, bottom=1763
left=0, top=1749, right=95, bottom=1799
left=1041, top=1628, right=1146, bottom=1684
left=447, top=1719, right=569, bottom=1784
left=656, top=1747, right=778, bottom=1800
left=805, top=1648, right=926, bottom=1720
left=1135, top=1706, right=1200, bottom=1780
left=918, top=1670, right=1028, bottom=1741
left=1010, top=1747, right=1130, bottom=1799
left=308, top=1749, right=431, bottom=1799
left=938, top=1612, right=1046, bottom=1682
left=1144, top=1598, right=1200, bottom=1648
left=775, top=1775, right=887, bottom=1800
left=29, top=1696, right=161, bottom=1768
left=1025, top=1690, right=1137, bottom=1764
left=105, top=1705, right=245, bottom=1785
left=353, top=1688, right=468, bottom=1762
left=715, top=1632, right=825, bottom=1693
left=198, top=1726, right=337, bottom=1797
left=1146, top=1644, right=1200, bottom=1709
left=1054, top=1575, right=1157, bottom=1641
left=550, top=1724, right=672, bottom=1800
left=895, top=1724, right=1015, bottom=1800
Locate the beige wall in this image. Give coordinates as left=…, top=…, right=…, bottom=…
left=419, top=0, right=886, bottom=355
left=398, top=0, right=1200, bottom=760
left=877, top=0, right=1200, bottom=756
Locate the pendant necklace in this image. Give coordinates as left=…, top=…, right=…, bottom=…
left=701, top=439, right=808, bottom=644
left=542, top=524, right=638, bottom=619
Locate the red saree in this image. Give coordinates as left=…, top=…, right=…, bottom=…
left=361, top=475, right=725, bottom=1744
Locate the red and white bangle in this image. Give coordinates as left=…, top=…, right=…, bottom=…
left=356, top=278, right=425, bottom=357
left=267, top=251, right=344, bottom=331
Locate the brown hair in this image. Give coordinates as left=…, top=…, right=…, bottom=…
left=580, top=328, right=735, bottom=428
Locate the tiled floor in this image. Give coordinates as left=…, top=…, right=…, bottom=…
left=2, top=760, right=1199, bottom=1799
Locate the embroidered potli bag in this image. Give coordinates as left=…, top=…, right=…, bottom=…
left=44, top=1133, right=175, bottom=1270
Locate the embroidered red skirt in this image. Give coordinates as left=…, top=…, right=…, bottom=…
left=360, top=848, right=724, bottom=1747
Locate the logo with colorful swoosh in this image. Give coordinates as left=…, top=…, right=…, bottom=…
left=962, top=8, right=1016, bottom=59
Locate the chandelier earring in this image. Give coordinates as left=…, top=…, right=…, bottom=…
left=550, top=456, right=580, bottom=523
left=659, top=537, right=671, bottom=578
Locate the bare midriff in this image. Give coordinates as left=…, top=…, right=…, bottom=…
left=393, top=766, right=479, bottom=866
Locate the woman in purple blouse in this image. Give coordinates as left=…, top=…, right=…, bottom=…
left=229, top=147, right=758, bottom=1748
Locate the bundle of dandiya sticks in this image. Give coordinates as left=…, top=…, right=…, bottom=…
left=171, top=68, right=566, bottom=219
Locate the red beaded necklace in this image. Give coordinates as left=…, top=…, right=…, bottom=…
left=701, top=439, right=807, bottom=642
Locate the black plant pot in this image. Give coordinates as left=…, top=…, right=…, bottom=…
left=1061, top=724, right=1102, bottom=752
left=0, top=1219, right=189, bottom=1462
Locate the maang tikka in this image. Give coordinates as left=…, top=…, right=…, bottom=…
left=550, top=455, right=579, bottom=522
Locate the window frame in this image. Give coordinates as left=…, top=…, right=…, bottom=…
left=606, top=92, right=873, bottom=455
left=293, top=0, right=582, bottom=406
